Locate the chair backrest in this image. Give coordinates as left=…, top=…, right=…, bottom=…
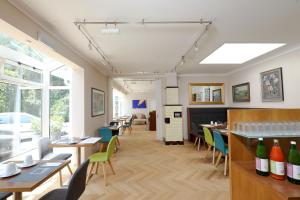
left=191, top=122, right=199, bottom=135
left=128, top=117, right=134, bottom=126
left=203, top=127, right=214, bottom=146
left=213, top=130, right=226, bottom=154
left=38, top=137, right=53, bottom=159
left=0, top=192, right=12, bottom=200
left=105, top=136, right=118, bottom=160
left=65, top=159, right=90, bottom=200
left=98, top=127, right=112, bottom=143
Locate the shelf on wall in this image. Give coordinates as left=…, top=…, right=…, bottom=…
left=232, top=161, right=300, bottom=199
left=231, top=131, right=300, bottom=139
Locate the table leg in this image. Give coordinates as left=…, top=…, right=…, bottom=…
left=77, top=147, right=81, bottom=167
left=14, top=192, right=22, bottom=200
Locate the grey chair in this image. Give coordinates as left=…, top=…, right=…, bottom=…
left=38, top=137, right=73, bottom=186
left=191, top=122, right=204, bottom=151
left=39, top=159, right=90, bottom=200
left=0, top=192, right=12, bottom=200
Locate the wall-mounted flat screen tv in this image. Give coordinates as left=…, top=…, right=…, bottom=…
left=132, top=100, right=147, bottom=109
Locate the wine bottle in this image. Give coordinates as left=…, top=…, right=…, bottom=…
left=270, top=139, right=285, bottom=180
left=287, top=141, right=300, bottom=184
left=256, top=138, right=269, bottom=176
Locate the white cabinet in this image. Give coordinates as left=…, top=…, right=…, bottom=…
left=164, top=105, right=183, bottom=143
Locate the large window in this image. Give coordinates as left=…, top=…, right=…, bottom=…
left=113, top=89, right=124, bottom=119
left=50, top=66, right=71, bottom=140
left=0, top=82, right=42, bottom=162
left=0, top=32, right=72, bottom=162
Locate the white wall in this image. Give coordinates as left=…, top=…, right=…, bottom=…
left=124, top=91, right=156, bottom=117
left=227, top=48, right=300, bottom=108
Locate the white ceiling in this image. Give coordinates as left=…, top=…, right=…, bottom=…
left=115, top=78, right=155, bottom=93
left=8, top=0, right=300, bottom=75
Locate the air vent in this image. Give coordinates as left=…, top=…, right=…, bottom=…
left=37, top=31, right=56, bottom=50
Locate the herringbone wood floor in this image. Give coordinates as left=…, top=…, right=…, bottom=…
left=22, top=126, right=229, bottom=200
left=82, top=127, right=229, bottom=200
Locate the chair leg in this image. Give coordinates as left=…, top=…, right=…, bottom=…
left=205, top=145, right=212, bottom=158
left=116, top=137, right=120, bottom=146
left=102, top=162, right=107, bottom=186
left=58, top=171, right=63, bottom=186
left=86, top=163, right=95, bottom=184
left=215, top=152, right=223, bottom=167
left=108, top=159, right=116, bottom=175
left=194, top=137, right=198, bottom=146
left=67, top=164, right=73, bottom=175
left=212, top=146, right=216, bottom=164
left=96, top=162, right=99, bottom=175
left=197, top=138, right=201, bottom=151
left=224, top=155, right=228, bottom=176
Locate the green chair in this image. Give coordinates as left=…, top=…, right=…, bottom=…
left=203, top=127, right=215, bottom=164
left=87, top=136, right=118, bottom=186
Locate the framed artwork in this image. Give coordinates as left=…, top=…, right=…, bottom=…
left=204, top=88, right=211, bottom=102
left=212, top=89, right=222, bottom=102
left=189, top=83, right=224, bottom=104
left=132, top=100, right=147, bottom=109
left=232, top=82, right=250, bottom=102
left=91, top=88, right=105, bottom=117
left=260, top=67, right=284, bottom=102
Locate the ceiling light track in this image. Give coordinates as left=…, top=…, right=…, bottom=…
left=74, top=18, right=212, bottom=75
left=172, top=23, right=211, bottom=72
left=74, top=21, right=129, bottom=25
left=74, top=21, right=114, bottom=72
left=124, top=79, right=155, bottom=82
left=139, top=19, right=212, bottom=25
left=74, top=19, right=212, bottom=26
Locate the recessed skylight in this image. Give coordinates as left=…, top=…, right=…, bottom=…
left=199, top=43, right=286, bottom=64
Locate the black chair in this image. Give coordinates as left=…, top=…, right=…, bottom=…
left=38, top=137, right=73, bottom=186
left=0, top=192, right=12, bottom=200
left=191, top=122, right=204, bottom=151
left=109, top=121, right=119, bottom=126
left=39, top=159, right=90, bottom=200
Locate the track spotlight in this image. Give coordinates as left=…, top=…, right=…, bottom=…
left=180, top=56, right=185, bottom=65
left=194, top=42, right=199, bottom=51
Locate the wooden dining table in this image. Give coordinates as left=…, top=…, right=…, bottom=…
left=0, top=160, right=70, bottom=200
left=49, top=137, right=101, bottom=167
left=118, top=116, right=129, bottom=126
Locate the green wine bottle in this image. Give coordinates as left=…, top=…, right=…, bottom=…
left=287, top=141, right=300, bottom=184
left=256, top=138, right=269, bottom=176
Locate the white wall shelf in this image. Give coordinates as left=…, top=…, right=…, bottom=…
left=232, top=131, right=300, bottom=139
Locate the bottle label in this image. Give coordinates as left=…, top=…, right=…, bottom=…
left=270, top=160, right=285, bottom=175
left=287, top=163, right=300, bottom=180
left=256, top=157, right=269, bottom=172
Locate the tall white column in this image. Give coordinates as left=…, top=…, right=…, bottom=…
left=155, top=79, right=164, bottom=140
left=42, top=69, right=50, bottom=137
left=107, top=77, right=113, bottom=123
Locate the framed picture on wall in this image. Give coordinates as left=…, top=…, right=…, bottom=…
left=232, top=82, right=250, bottom=102
left=91, top=88, right=105, bottom=117
left=189, top=83, right=225, bottom=104
left=204, top=88, right=210, bottom=101
left=260, top=67, right=284, bottom=102
left=212, top=89, right=222, bottom=102
left=132, top=100, right=147, bottom=109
